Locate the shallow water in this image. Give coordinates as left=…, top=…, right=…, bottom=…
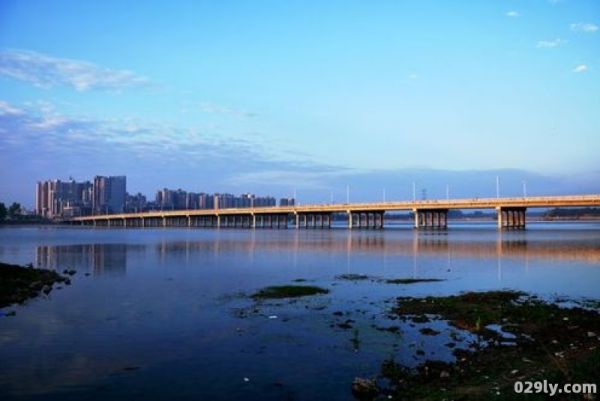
left=1, top=223, right=599, bottom=400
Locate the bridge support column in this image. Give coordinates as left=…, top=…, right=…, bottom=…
left=414, top=209, right=448, bottom=230
left=376, top=212, right=381, bottom=228
left=497, top=207, right=526, bottom=230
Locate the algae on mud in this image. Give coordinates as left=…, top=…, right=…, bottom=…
left=251, top=285, right=329, bottom=299
left=336, top=274, right=372, bottom=281
left=0, top=261, right=68, bottom=309
left=384, top=278, right=444, bottom=285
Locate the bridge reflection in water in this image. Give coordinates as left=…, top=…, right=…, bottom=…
left=34, top=230, right=600, bottom=278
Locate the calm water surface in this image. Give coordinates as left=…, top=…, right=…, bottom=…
left=1, top=223, right=599, bottom=400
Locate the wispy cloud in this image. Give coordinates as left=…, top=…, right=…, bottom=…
left=570, top=23, right=598, bottom=33
left=0, top=99, right=304, bottom=170
left=536, top=39, right=566, bottom=48
left=198, top=102, right=258, bottom=118
left=505, top=11, right=520, bottom=18
left=0, top=100, right=24, bottom=116
left=572, top=64, right=588, bottom=73
left=0, top=49, right=150, bottom=91
left=0, top=99, right=345, bottom=198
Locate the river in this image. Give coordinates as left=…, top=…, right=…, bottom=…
left=1, top=222, right=599, bottom=400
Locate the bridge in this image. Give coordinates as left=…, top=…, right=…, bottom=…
left=70, top=194, right=600, bottom=230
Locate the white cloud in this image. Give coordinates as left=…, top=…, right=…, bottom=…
left=506, top=11, right=520, bottom=18
left=570, top=23, right=598, bottom=33
left=572, top=64, right=588, bottom=73
left=536, top=39, right=566, bottom=48
left=0, top=101, right=280, bottom=164
left=198, top=102, right=257, bottom=118
left=0, top=100, right=24, bottom=116
left=0, top=49, right=149, bottom=91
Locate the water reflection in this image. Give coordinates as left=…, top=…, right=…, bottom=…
left=35, top=244, right=132, bottom=276
left=149, top=231, right=600, bottom=263
left=31, top=231, right=600, bottom=279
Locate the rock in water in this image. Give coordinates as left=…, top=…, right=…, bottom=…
left=351, top=377, right=378, bottom=400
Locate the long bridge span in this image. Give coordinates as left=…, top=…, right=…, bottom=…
left=69, top=194, right=600, bottom=230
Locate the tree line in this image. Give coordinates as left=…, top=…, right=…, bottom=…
left=0, top=202, right=22, bottom=222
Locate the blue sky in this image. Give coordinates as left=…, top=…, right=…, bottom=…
left=0, top=0, right=599, bottom=206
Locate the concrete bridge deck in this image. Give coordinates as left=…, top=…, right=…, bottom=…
left=69, top=194, right=600, bottom=230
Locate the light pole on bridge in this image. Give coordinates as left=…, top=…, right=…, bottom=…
left=496, top=176, right=500, bottom=198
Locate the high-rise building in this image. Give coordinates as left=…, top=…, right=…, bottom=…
left=36, top=179, right=92, bottom=218
left=125, top=192, right=147, bottom=213
left=279, top=198, right=295, bottom=207
left=254, top=195, right=276, bottom=207
left=93, top=176, right=126, bottom=214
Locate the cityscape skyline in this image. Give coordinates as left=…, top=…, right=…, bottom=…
left=35, top=174, right=294, bottom=218
left=1, top=1, right=599, bottom=207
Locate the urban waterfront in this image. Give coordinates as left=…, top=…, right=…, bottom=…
left=1, top=222, right=599, bottom=400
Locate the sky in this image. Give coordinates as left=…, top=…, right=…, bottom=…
left=0, top=0, right=599, bottom=207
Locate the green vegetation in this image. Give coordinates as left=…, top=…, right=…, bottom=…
left=251, top=285, right=329, bottom=299
left=544, top=207, right=600, bottom=219
left=384, top=278, right=444, bottom=285
left=0, top=262, right=68, bottom=308
left=336, top=274, right=372, bottom=281
left=0, top=201, right=51, bottom=225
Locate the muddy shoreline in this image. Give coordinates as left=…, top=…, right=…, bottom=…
left=246, top=282, right=600, bottom=400
left=0, top=261, right=69, bottom=311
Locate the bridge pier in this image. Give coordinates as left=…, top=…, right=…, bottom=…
left=345, top=211, right=384, bottom=229
left=414, top=209, right=448, bottom=230
left=497, top=207, right=526, bottom=229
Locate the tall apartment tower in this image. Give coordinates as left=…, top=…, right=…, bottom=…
left=36, top=179, right=93, bottom=218
left=93, top=176, right=126, bottom=214
left=36, top=181, right=50, bottom=218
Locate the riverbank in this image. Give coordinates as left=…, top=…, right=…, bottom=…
left=245, top=284, right=600, bottom=400
left=0, top=262, right=69, bottom=310
left=376, top=291, right=600, bottom=400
